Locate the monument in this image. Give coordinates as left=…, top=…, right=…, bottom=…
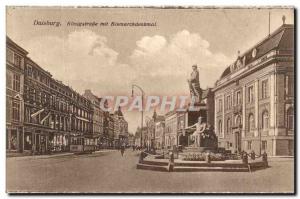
left=187, top=64, right=202, bottom=104
left=184, top=65, right=218, bottom=152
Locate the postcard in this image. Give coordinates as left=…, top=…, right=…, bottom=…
left=6, top=6, right=294, bottom=194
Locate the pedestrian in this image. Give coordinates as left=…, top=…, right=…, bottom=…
left=121, top=145, right=125, bottom=157
left=31, top=144, right=36, bottom=156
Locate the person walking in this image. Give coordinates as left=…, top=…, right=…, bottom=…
left=120, top=145, right=125, bottom=157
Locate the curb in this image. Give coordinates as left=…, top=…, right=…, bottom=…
left=7, top=150, right=117, bottom=160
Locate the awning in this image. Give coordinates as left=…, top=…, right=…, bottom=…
left=75, top=116, right=89, bottom=122
left=40, top=112, right=51, bottom=124
left=31, top=109, right=44, bottom=118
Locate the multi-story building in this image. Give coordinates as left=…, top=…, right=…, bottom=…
left=213, top=22, right=294, bottom=156
left=7, top=36, right=94, bottom=154
left=119, top=116, right=129, bottom=146
left=83, top=89, right=106, bottom=148
left=6, top=37, right=27, bottom=153
left=112, top=107, right=128, bottom=148
left=164, top=111, right=178, bottom=148
left=154, top=117, right=165, bottom=149
left=23, top=59, right=93, bottom=153
left=23, top=57, right=55, bottom=154
left=107, top=113, right=115, bottom=148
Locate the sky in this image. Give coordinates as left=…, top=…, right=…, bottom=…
left=6, top=7, right=294, bottom=133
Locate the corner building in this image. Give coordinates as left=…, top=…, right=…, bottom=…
left=6, top=37, right=26, bottom=152
left=213, top=24, right=294, bottom=156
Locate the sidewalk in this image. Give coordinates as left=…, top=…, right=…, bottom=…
left=6, top=149, right=117, bottom=160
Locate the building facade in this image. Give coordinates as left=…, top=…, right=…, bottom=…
left=107, top=113, right=115, bottom=147
left=83, top=89, right=106, bottom=149
left=111, top=107, right=128, bottom=148
left=6, top=37, right=27, bottom=152
left=164, top=111, right=178, bottom=148
left=213, top=23, right=294, bottom=156
left=154, top=118, right=165, bottom=149
left=7, top=37, right=95, bottom=154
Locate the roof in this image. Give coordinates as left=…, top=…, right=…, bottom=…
left=6, top=36, right=28, bottom=55
left=219, top=24, right=294, bottom=79
left=26, top=57, right=52, bottom=77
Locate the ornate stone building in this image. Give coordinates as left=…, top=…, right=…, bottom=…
left=213, top=23, right=294, bottom=156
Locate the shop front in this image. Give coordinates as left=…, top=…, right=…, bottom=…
left=6, top=125, right=23, bottom=152
left=23, top=127, right=50, bottom=155
left=49, top=132, right=69, bottom=152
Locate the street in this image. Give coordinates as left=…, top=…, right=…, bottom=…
left=6, top=150, right=294, bottom=193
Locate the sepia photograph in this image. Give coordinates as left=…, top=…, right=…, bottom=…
left=5, top=6, right=295, bottom=194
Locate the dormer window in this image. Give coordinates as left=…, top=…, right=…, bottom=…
left=252, top=48, right=257, bottom=58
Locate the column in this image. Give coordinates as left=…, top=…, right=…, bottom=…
left=214, top=97, right=217, bottom=137
left=254, top=79, right=259, bottom=137
left=55, top=115, right=58, bottom=130
left=16, top=128, right=20, bottom=152
left=269, top=73, right=275, bottom=136
left=222, top=94, right=225, bottom=138
left=242, top=85, right=246, bottom=138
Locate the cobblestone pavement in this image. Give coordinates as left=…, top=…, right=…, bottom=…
left=6, top=150, right=294, bottom=193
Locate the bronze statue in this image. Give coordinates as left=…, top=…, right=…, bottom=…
left=187, top=64, right=202, bottom=103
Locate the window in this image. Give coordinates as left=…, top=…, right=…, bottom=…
left=33, top=69, right=37, bottom=79
left=25, top=108, right=30, bottom=123
left=218, top=120, right=222, bottom=135
left=262, top=111, right=269, bottom=130
left=6, top=71, right=13, bottom=89
left=247, top=141, right=252, bottom=150
left=287, top=108, right=294, bottom=130
left=10, top=130, right=18, bottom=150
left=14, top=54, right=22, bottom=68
left=226, top=95, right=232, bottom=110
left=262, top=141, right=267, bottom=151
left=226, top=141, right=230, bottom=149
left=236, top=91, right=241, bottom=105
left=248, top=114, right=255, bottom=131
left=27, top=65, right=32, bottom=76
left=285, top=75, right=292, bottom=96
left=13, top=74, right=20, bottom=92
left=226, top=118, right=231, bottom=134
left=248, top=86, right=254, bottom=103
left=12, top=101, right=20, bottom=121
left=218, top=99, right=223, bottom=112
left=261, top=80, right=268, bottom=99
left=6, top=49, right=14, bottom=63
left=235, top=115, right=241, bottom=127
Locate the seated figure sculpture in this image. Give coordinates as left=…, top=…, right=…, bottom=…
left=186, top=117, right=217, bottom=148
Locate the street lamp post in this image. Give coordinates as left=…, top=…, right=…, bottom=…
left=132, top=84, right=145, bottom=148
